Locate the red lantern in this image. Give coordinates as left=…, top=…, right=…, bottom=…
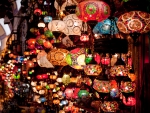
left=36, top=75, right=43, bottom=79
left=27, top=38, right=36, bottom=45
left=34, top=8, right=42, bottom=16
left=42, top=74, right=48, bottom=79
left=80, top=34, right=89, bottom=42
left=28, top=44, right=35, bottom=50
left=123, top=96, right=136, bottom=106
left=75, top=0, right=110, bottom=22
left=101, top=57, right=110, bottom=65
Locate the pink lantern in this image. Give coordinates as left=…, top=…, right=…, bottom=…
left=117, top=11, right=150, bottom=34
left=65, top=88, right=74, bottom=99
left=75, top=0, right=110, bottom=22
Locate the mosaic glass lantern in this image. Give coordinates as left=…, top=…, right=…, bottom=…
left=47, top=48, right=69, bottom=66
left=101, top=101, right=119, bottom=112
left=93, top=17, right=118, bottom=34
left=63, top=14, right=84, bottom=36
left=93, top=79, right=110, bottom=93
left=66, top=48, right=86, bottom=69
left=43, top=16, right=52, bottom=23
left=84, top=64, right=102, bottom=76
left=117, top=11, right=150, bottom=34
left=120, top=81, right=136, bottom=93
left=75, top=0, right=110, bottom=22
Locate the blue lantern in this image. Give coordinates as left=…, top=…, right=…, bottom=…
left=44, top=16, right=52, bottom=23
left=93, top=17, right=118, bottom=34
left=16, top=56, right=24, bottom=63
left=40, top=97, right=47, bottom=102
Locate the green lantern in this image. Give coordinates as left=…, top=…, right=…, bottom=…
left=78, top=90, right=89, bottom=98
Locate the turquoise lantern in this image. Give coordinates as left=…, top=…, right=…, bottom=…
left=93, top=17, right=118, bottom=34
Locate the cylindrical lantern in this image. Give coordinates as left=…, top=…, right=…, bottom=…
left=75, top=0, right=110, bottom=22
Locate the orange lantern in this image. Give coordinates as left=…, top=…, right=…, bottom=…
left=36, top=85, right=42, bottom=90
left=75, top=0, right=110, bottom=22
left=49, top=84, right=55, bottom=89
left=26, top=60, right=34, bottom=68
left=50, top=75, right=57, bottom=80
left=53, top=99, right=60, bottom=104
left=43, top=41, right=53, bottom=48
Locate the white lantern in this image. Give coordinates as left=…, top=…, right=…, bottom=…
left=63, top=14, right=87, bottom=36
left=48, top=20, right=66, bottom=32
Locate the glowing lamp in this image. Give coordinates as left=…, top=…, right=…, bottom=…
left=93, top=17, right=118, bottom=34
left=101, top=56, right=110, bottom=65
left=47, top=48, right=69, bottom=66
left=117, top=11, right=150, bottom=34
left=117, top=11, right=150, bottom=43
left=78, top=90, right=89, bottom=98
left=123, top=96, right=136, bottom=106
left=93, top=79, right=110, bottom=93
left=66, top=48, right=86, bottom=69
left=120, top=81, right=136, bottom=93
left=48, top=20, right=66, bottom=32
left=75, top=0, right=110, bottom=22
left=27, top=38, right=36, bottom=45
left=43, top=16, right=52, bottom=23
left=84, top=64, right=102, bottom=76
left=65, top=88, right=74, bottom=99
left=63, top=14, right=84, bottom=36
left=101, top=101, right=119, bottom=112
left=80, top=34, right=89, bottom=42
left=38, top=20, right=46, bottom=28
left=34, top=8, right=42, bottom=16
left=36, top=75, right=43, bottom=79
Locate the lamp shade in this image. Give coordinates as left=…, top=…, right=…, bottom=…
left=63, top=14, right=84, bottom=36
left=117, top=11, right=150, bottom=34
left=93, top=17, right=119, bottom=34
left=48, top=20, right=66, bottom=33
left=47, top=48, right=69, bottom=66
left=66, top=48, right=86, bottom=69
left=75, top=0, right=110, bottom=22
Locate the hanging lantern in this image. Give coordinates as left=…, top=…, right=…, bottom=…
left=63, top=14, right=85, bottom=36
left=120, top=81, right=136, bottom=93
left=110, top=57, right=128, bottom=77
left=117, top=11, right=150, bottom=34
left=27, top=38, right=36, bottom=45
left=84, top=64, right=102, bottom=76
left=75, top=0, right=110, bottom=22
left=78, top=90, right=89, bottom=98
left=43, top=16, right=52, bottom=23
left=93, top=79, right=110, bottom=93
left=93, top=17, right=118, bottom=34
left=34, top=8, right=42, bottom=16
left=62, top=73, right=70, bottom=85
left=65, top=88, right=74, bottom=99
left=101, top=101, right=119, bottom=112
left=123, top=96, right=136, bottom=106
left=38, top=20, right=46, bottom=28
left=66, top=48, right=86, bottom=69
left=80, top=34, right=89, bottom=42
left=43, top=41, right=53, bottom=48
left=101, top=56, right=110, bottom=65
left=48, top=20, right=66, bottom=33
left=47, top=48, right=69, bottom=66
